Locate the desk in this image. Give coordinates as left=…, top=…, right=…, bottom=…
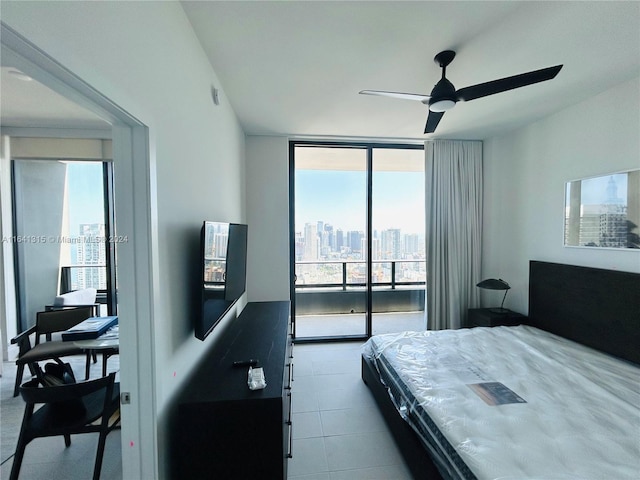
left=73, top=326, right=119, bottom=377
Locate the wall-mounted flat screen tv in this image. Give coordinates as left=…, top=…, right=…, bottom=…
left=195, top=221, right=248, bottom=341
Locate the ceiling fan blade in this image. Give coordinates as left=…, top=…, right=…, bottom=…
left=359, top=90, right=430, bottom=102
left=425, top=110, right=445, bottom=134
left=456, top=65, right=563, bottom=102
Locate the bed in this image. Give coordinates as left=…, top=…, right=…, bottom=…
left=361, top=261, right=640, bottom=479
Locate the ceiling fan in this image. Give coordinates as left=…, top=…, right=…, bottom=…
left=360, top=50, right=563, bottom=134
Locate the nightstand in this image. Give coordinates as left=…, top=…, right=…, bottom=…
left=466, top=308, right=526, bottom=328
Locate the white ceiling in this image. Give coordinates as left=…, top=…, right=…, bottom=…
left=181, top=0, right=640, bottom=141
left=1, top=1, right=638, bottom=140
left=0, top=67, right=109, bottom=130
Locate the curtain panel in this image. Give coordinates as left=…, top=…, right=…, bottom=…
left=425, top=140, right=482, bottom=330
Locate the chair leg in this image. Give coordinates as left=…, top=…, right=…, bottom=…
left=64, top=434, right=71, bottom=447
left=92, top=432, right=108, bottom=480
left=13, top=364, right=25, bottom=397
left=102, top=352, right=108, bottom=377
left=9, top=439, right=27, bottom=480
left=85, top=352, right=92, bottom=380
left=9, top=428, right=29, bottom=480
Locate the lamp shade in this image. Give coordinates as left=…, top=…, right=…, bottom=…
left=476, top=278, right=511, bottom=313
left=476, top=278, right=510, bottom=290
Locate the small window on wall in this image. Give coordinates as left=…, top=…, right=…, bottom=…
left=12, top=159, right=117, bottom=331
left=564, top=169, right=640, bottom=249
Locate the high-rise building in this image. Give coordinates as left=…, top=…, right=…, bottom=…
left=403, top=233, right=423, bottom=257
left=371, top=237, right=381, bottom=260
left=335, top=229, right=344, bottom=251
left=381, top=228, right=401, bottom=260
left=76, top=223, right=106, bottom=289
left=304, top=223, right=319, bottom=260
left=294, top=231, right=305, bottom=261
left=324, top=224, right=334, bottom=251
left=347, top=230, right=363, bottom=254
left=575, top=176, right=629, bottom=247
left=213, top=233, right=229, bottom=260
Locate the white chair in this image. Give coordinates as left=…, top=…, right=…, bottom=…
left=52, top=288, right=98, bottom=309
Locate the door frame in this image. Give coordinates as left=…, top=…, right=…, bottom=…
left=289, top=139, right=424, bottom=342
left=1, top=22, right=158, bottom=478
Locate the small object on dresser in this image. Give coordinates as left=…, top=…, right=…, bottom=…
left=247, top=366, right=266, bottom=390
left=233, top=359, right=258, bottom=367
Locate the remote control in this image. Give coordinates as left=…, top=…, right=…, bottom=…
left=233, top=359, right=258, bottom=367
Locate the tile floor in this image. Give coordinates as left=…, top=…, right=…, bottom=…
left=295, top=311, right=425, bottom=338
left=1, top=321, right=416, bottom=480
left=1, top=351, right=122, bottom=480
left=287, top=341, right=412, bottom=480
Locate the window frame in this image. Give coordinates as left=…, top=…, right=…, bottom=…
left=289, top=140, right=424, bottom=341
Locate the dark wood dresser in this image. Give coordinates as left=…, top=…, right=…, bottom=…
left=170, top=301, right=292, bottom=479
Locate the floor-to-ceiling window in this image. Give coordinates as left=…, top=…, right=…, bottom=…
left=293, top=145, right=368, bottom=339
left=371, top=148, right=426, bottom=335
left=12, top=159, right=116, bottom=331
left=290, top=141, right=425, bottom=341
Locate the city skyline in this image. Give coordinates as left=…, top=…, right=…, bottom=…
left=63, top=162, right=107, bottom=290
left=564, top=172, right=638, bottom=248
left=295, top=219, right=425, bottom=261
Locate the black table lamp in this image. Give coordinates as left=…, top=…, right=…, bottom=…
left=476, top=278, right=511, bottom=314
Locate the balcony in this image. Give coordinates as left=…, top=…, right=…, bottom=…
left=295, top=260, right=426, bottom=337
left=59, top=265, right=110, bottom=314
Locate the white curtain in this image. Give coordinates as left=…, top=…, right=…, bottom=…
left=425, top=140, right=482, bottom=330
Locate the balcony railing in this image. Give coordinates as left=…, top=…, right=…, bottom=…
left=295, top=260, right=425, bottom=316
left=295, top=260, right=426, bottom=290
left=60, top=265, right=108, bottom=302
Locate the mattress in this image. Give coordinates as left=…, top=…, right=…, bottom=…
left=363, top=325, right=640, bottom=480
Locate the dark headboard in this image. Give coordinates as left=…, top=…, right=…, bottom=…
left=528, top=261, right=640, bottom=365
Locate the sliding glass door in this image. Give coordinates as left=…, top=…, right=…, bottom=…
left=290, top=142, right=425, bottom=341
left=371, top=148, right=426, bottom=335
left=293, top=145, right=368, bottom=339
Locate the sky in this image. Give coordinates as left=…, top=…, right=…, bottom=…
left=295, top=169, right=425, bottom=234
left=579, top=173, right=627, bottom=204
left=566, top=173, right=628, bottom=206
left=66, top=160, right=426, bottom=236
left=66, top=162, right=104, bottom=233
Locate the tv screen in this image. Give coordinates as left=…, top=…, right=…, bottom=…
left=196, top=221, right=248, bottom=341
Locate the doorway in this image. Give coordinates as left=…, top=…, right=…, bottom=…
left=1, top=23, right=156, bottom=479
left=11, top=159, right=117, bottom=331
left=290, top=141, right=426, bottom=341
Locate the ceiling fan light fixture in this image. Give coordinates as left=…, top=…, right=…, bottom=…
left=429, top=99, right=456, bottom=112
left=361, top=50, right=563, bottom=134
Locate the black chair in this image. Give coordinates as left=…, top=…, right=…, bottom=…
left=10, top=372, right=121, bottom=480
left=10, top=306, right=95, bottom=396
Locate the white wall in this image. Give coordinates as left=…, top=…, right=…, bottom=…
left=0, top=136, right=17, bottom=366
left=2, top=3, right=246, bottom=478
left=245, top=136, right=291, bottom=301
left=483, top=77, right=640, bottom=314
left=11, top=160, right=67, bottom=330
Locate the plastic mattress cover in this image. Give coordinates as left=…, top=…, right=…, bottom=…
left=363, top=325, right=640, bottom=480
